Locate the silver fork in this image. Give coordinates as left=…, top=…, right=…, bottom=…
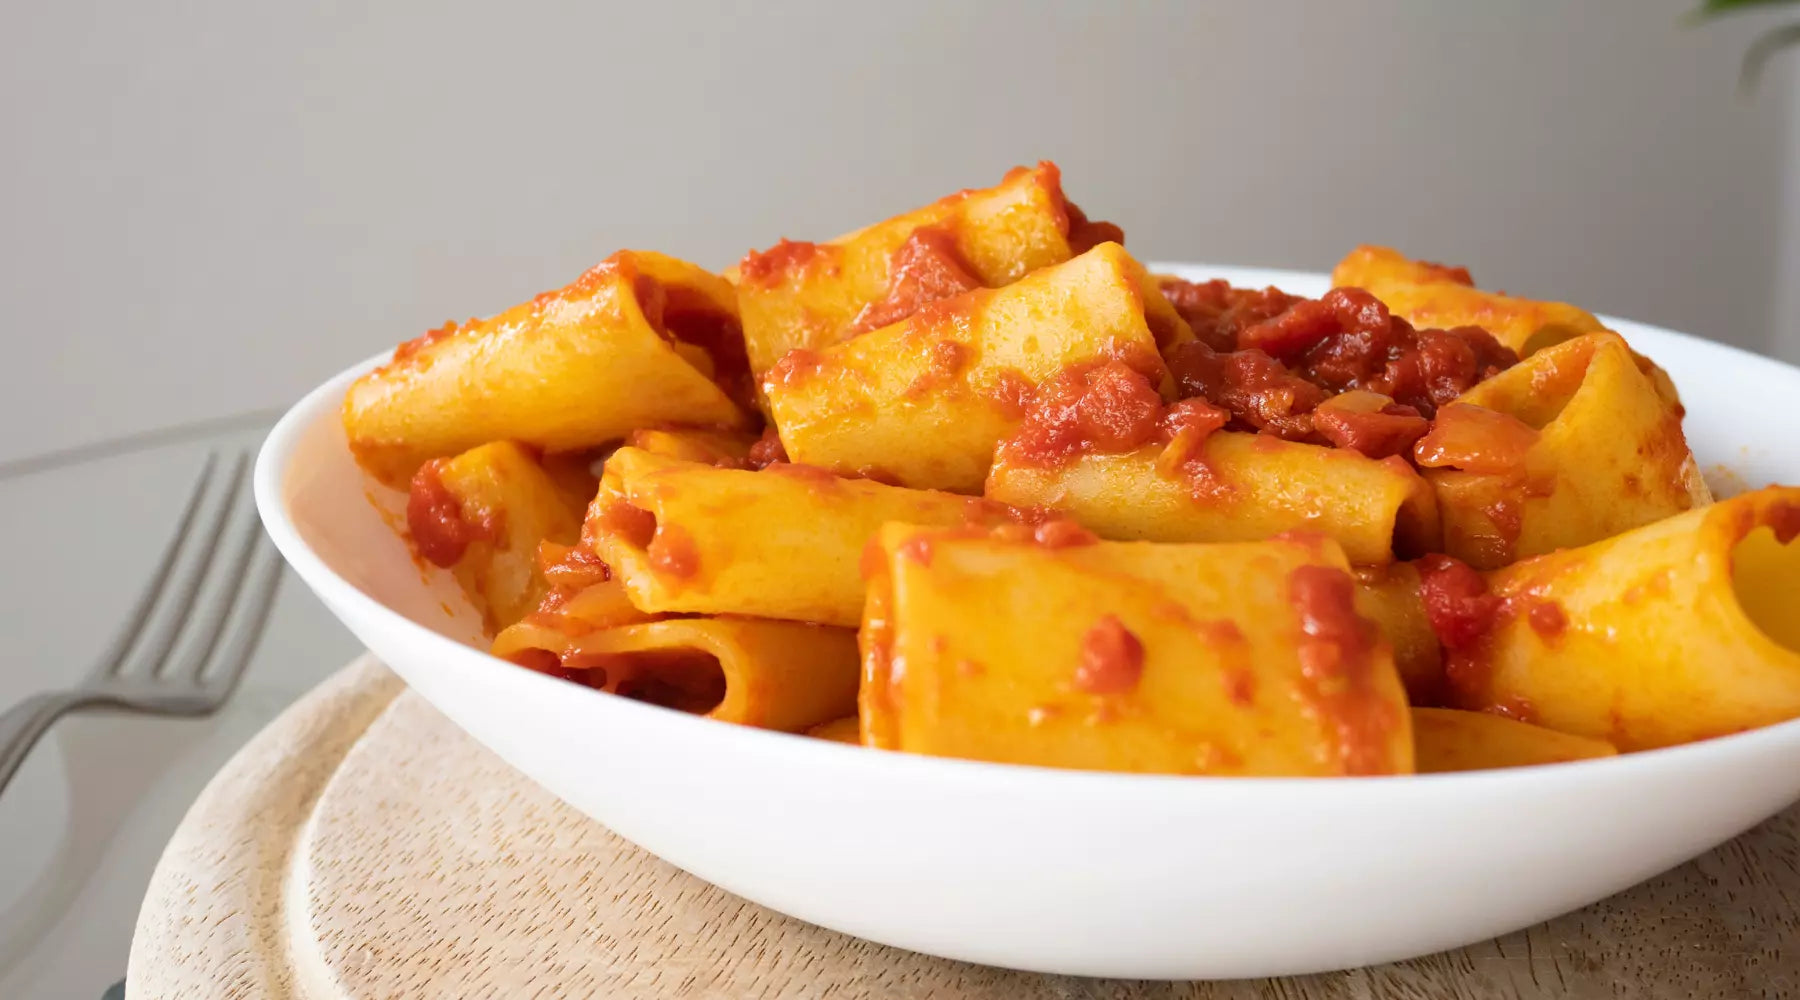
left=0, top=449, right=284, bottom=796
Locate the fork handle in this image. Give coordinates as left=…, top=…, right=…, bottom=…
left=0, top=691, right=84, bottom=797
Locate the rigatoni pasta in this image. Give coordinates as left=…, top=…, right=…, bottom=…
left=340, top=158, right=1800, bottom=777
left=345, top=250, right=749, bottom=488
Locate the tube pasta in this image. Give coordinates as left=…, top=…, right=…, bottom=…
left=588, top=447, right=991, bottom=627
left=340, top=160, right=1800, bottom=775
left=623, top=427, right=758, bottom=467
left=406, top=441, right=582, bottom=633
left=1448, top=488, right=1800, bottom=751
left=764, top=242, right=1174, bottom=493
left=986, top=431, right=1439, bottom=565
left=344, top=250, right=749, bottom=487
left=497, top=617, right=859, bottom=733
left=736, top=162, right=1157, bottom=381
left=1331, top=244, right=1681, bottom=406
left=1331, top=245, right=1607, bottom=358
left=1415, top=332, right=1709, bottom=569
left=1411, top=708, right=1617, bottom=773
left=1353, top=563, right=1444, bottom=703
left=861, top=526, right=1413, bottom=776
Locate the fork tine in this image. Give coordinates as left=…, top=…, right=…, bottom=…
left=173, top=475, right=270, bottom=683
left=88, top=451, right=221, bottom=681
left=122, top=451, right=248, bottom=679
left=195, top=534, right=285, bottom=702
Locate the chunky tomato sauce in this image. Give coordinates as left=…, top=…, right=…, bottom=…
left=991, top=360, right=1233, bottom=499
left=849, top=226, right=984, bottom=335
left=1310, top=391, right=1430, bottom=460
left=1412, top=403, right=1539, bottom=474
left=1075, top=615, right=1145, bottom=694
left=1064, top=200, right=1125, bottom=255
left=746, top=426, right=789, bottom=468
left=1160, top=283, right=1517, bottom=458
left=406, top=460, right=499, bottom=567
left=1288, top=564, right=1395, bottom=775
left=1416, top=554, right=1499, bottom=650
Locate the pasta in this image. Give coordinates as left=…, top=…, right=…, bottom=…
left=493, top=617, right=858, bottom=733
left=586, top=446, right=1001, bottom=627
left=1426, top=488, right=1800, bottom=751
left=735, top=161, right=1155, bottom=383
left=860, top=527, right=1413, bottom=776
left=1411, top=708, right=1616, bottom=773
left=345, top=250, right=750, bottom=488
left=763, top=242, right=1176, bottom=492
left=404, top=441, right=585, bottom=633
left=341, top=159, right=1800, bottom=777
left=1413, top=332, right=1709, bottom=568
left=987, top=429, right=1439, bottom=565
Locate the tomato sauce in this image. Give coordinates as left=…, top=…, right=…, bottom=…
left=540, top=542, right=611, bottom=589
left=739, top=238, right=840, bottom=287
left=1288, top=564, right=1394, bottom=775
left=747, top=426, right=789, bottom=468
left=406, top=460, right=497, bottom=568
left=997, top=361, right=1166, bottom=468
left=1768, top=500, right=1800, bottom=545
left=1527, top=601, right=1568, bottom=639
left=647, top=523, right=700, bottom=579
left=1074, top=615, right=1145, bottom=695
left=1159, top=279, right=1301, bottom=353
left=1166, top=340, right=1326, bottom=441
left=596, top=499, right=657, bottom=551
left=848, top=226, right=985, bottom=335
left=903, top=340, right=972, bottom=399
left=1412, top=403, right=1540, bottom=474
left=1416, top=554, right=1499, bottom=650
left=1064, top=200, right=1125, bottom=254
left=1309, top=391, right=1430, bottom=459
left=392, top=320, right=459, bottom=363
left=980, top=368, right=1037, bottom=420
left=763, top=347, right=831, bottom=392
left=1162, top=283, right=1517, bottom=454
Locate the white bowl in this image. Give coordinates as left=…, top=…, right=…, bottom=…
left=254, top=264, right=1800, bottom=979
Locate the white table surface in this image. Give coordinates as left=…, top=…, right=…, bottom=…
left=0, top=421, right=360, bottom=999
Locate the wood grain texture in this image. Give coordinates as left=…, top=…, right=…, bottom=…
left=128, top=657, right=1800, bottom=999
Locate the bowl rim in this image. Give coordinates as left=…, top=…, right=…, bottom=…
left=254, top=262, right=1800, bottom=799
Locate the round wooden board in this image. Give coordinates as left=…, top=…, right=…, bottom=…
left=127, top=656, right=1800, bottom=999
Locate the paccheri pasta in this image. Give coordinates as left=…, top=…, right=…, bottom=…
left=343, top=161, right=1798, bottom=776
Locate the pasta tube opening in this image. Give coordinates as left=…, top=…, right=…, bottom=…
left=1732, top=518, right=1800, bottom=653
left=497, top=618, right=860, bottom=733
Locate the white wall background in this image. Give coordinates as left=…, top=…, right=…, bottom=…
left=2, top=1, right=1795, bottom=465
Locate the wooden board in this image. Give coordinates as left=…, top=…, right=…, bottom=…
left=127, top=656, right=1800, bottom=999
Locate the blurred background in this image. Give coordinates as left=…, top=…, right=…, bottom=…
left=0, top=0, right=1795, bottom=462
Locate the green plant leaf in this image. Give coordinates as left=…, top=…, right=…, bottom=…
left=1740, top=21, right=1800, bottom=90
left=1694, top=0, right=1800, bottom=19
